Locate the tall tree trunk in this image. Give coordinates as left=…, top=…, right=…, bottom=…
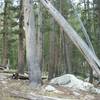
left=95, top=0, right=100, bottom=58
left=48, top=17, right=55, bottom=80
left=48, top=0, right=56, bottom=80
left=37, top=2, right=43, bottom=71
left=18, top=0, right=25, bottom=74
left=86, top=0, right=93, bottom=83
left=24, top=0, right=41, bottom=86
left=2, top=0, right=9, bottom=66
left=59, top=0, right=63, bottom=75
left=64, top=36, right=72, bottom=74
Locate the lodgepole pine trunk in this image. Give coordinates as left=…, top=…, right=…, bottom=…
left=40, top=0, right=100, bottom=77
left=18, top=0, right=25, bottom=74
left=48, top=0, right=56, bottom=80
left=2, top=0, right=9, bottom=66
left=48, top=17, right=55, bottom=80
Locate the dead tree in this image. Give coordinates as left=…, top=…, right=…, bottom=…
left=40, top=0, right=100, bottom=77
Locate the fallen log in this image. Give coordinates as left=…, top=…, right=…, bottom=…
left=3, top=70, right=17, bottom=73
left=12, top=73, right=29, bottom=80
left=11, top=73, right=47, bottom=80
left=40, top=0, right=100, bottom=77
left=0, top=67, right=5, bottom=70
left=0, top=64, right=9, bottom=71
left=0, top=64, right=7, bottom=70
left=10, top=91, right=66, bottom=100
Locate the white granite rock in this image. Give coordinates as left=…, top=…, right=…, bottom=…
left=45, top=85, right=56, bottom=92
left=50, top=74, right=100, bottom=93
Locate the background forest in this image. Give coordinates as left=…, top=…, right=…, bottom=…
left=0, top=0, right=100, bottom=83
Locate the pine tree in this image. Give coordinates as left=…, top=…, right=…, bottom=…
left=24, top=0, right=42, bottom=86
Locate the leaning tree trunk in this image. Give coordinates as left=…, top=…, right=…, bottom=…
left=24, top=0, right=41, bottom=86
left=18, top=0, right=25, bottom=74
left=40, top=0, right=100, bottom=77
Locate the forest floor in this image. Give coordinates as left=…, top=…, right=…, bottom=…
left=0, top=72, right=100, bottom=100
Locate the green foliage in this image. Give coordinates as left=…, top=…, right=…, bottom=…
left=0, top=0, right=100, bottom=78
left=0, top=0, right=19, bottom=69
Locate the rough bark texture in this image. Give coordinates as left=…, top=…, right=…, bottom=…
left=64, top=38, right=72, bottom=74
left=37, top=2, right=43, bottom=71
left=48, top=17, right=55, bottom=80
left=24, top=0, right=41, bottom=86
left=40, top=0, right=100, bottom=77
left=18, top=0, right=25, bottom=74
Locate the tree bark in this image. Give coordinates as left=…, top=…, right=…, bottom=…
left=2, top=0, right=9, bottom=66
left=65, top=38, right=72, bottom=74
left=24, top=0, right=41, bottom=86
left=48, top=17, right=55, bottom=80
left=18, top=0, right=25, bottom=74
left=37, top=2, right=43, bottom=71
left=47, top=0, right=56, bottom=80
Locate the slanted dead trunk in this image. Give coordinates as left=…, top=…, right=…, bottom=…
left=40, top=0, right=100, bottom=77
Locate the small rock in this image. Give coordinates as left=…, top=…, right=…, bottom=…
left=45, top=85, right=56, bottom=92
left=73, top=91, right=80, bottom=96
left=84, top=95, right=95, bottom=100
left=54, top=90, right=64, bottom=94
left=84, top=77, right=89, bottom=82
left=95, top=88, right=100, bottom=94
left=1, top=81, right=7, bottom=84
left=50, top=74, right=71, bottom=85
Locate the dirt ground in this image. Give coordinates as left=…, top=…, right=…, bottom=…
left=0, top=72, right=100, bottom=100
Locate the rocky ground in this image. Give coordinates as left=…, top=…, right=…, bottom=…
left=0, top=72, right=100, bottom=100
